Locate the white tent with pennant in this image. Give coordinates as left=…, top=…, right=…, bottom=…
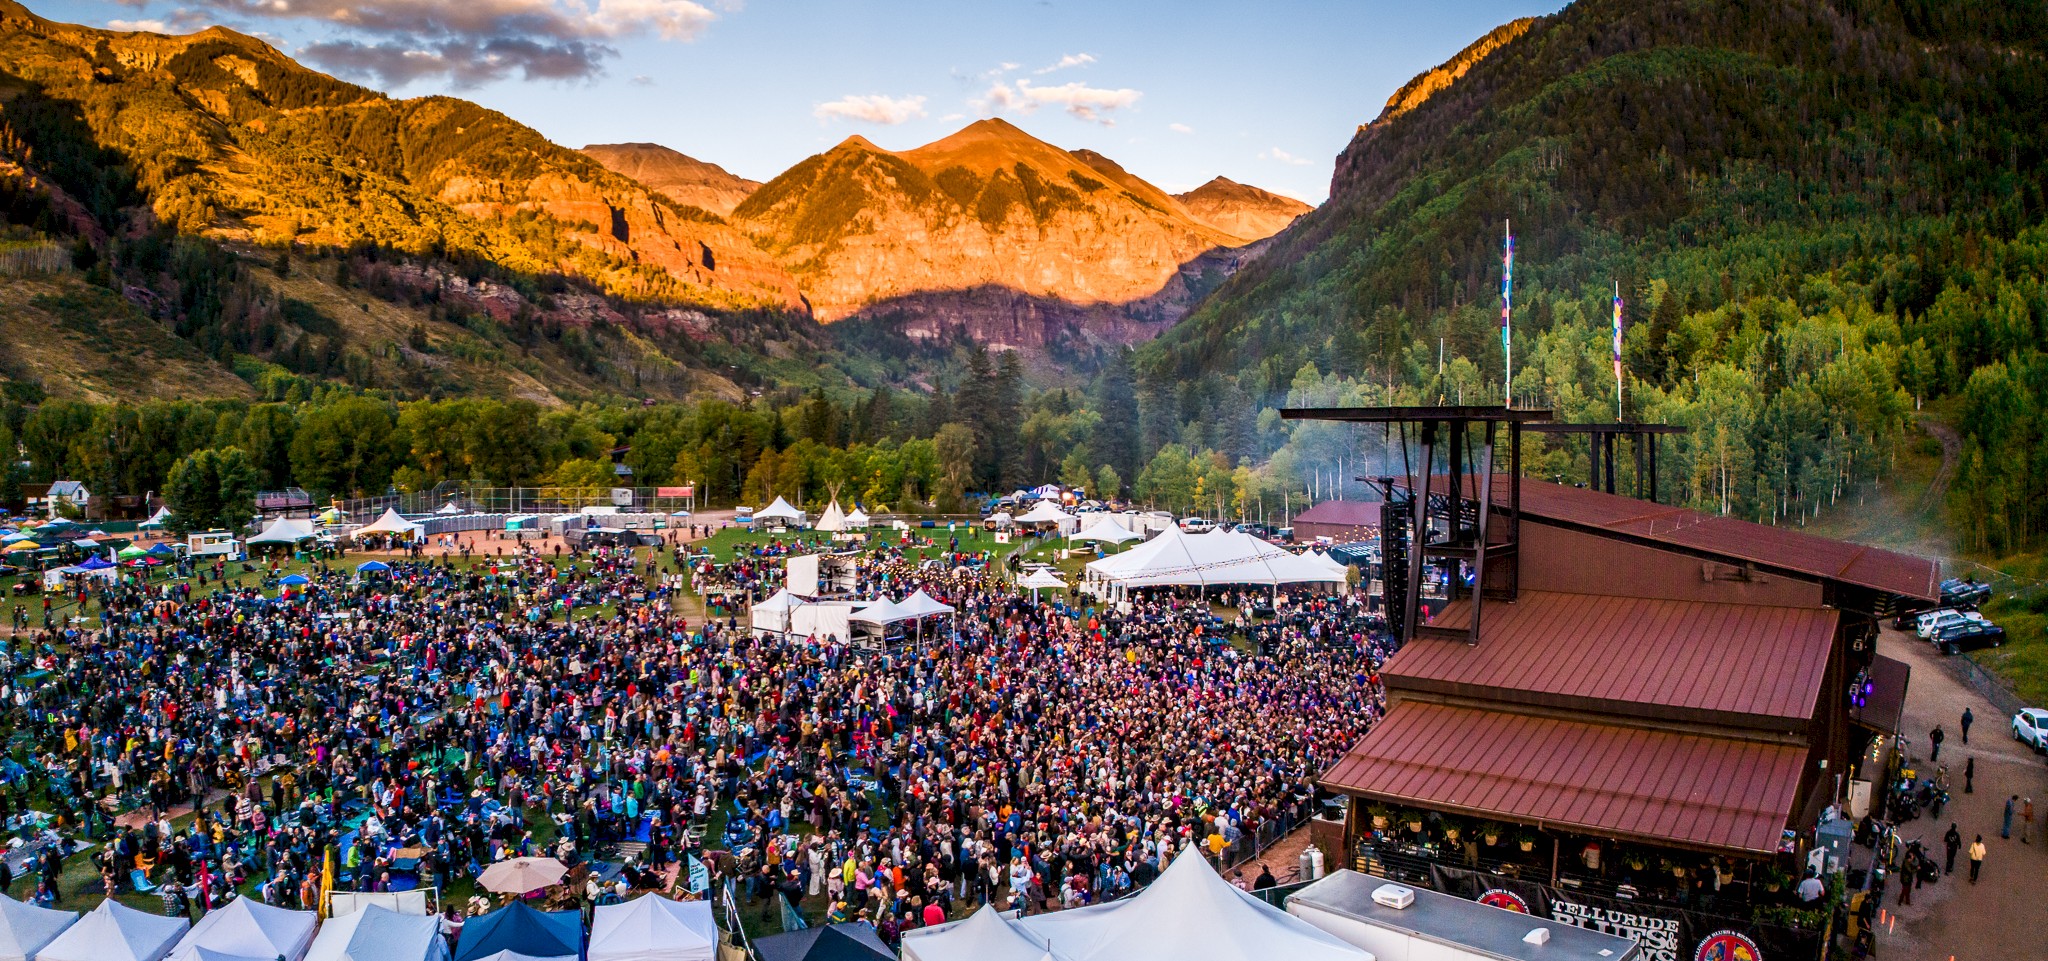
left=903, top=848, right=1364, bottom=961
left=304, top=905, right=448, bottom=961
left=0, top=894, right=78, bottom=961
left=139, top=507, right=172, bottom=530
left=815, top=500, right=848, bottom=533
left=166, top=897, right=316, bottom=961
left=351, top=508, right=424, bottom=542
left=37, top=900, right=188, bottom=961
left=588, top=894, right=718, bottom=961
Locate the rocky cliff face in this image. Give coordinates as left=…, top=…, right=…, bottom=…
left=581, top=142, right=761, bottom=218
left=731, top=118, right=1277, bottom=344
left=1173, top=177, right=1312, bottom=242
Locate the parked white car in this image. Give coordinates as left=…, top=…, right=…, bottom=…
left=1179, top=517, right=1215, bottom=533
left=1917, top=609, right=1987, bottom=638
left=2015, top=708, right=2048, bottom=753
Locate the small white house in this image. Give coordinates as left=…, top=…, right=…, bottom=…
left=24, top=480, right=89, bottom=518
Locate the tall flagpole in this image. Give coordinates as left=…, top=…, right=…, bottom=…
left=1612, top=281, right=1625, bottom=421
left=1501, top=220, right=1513, bottom=405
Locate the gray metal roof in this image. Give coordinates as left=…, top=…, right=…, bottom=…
left=1286, top=870, right=1640, bottom=961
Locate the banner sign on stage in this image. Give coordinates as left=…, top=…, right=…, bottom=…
left=1428, top=865, right=1821, bottom=961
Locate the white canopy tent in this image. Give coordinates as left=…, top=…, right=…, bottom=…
left=588, top=894, right=718, bottom=961
left=844, top=508, right=871, bottom=530
left=166, top=898, right=316, bottom=961
left=1083, top=526, right=1344, bottom=597
left=435, top=502, right=465, bottom=515
left=1018, top=569, right=1067, bottom=592
left=326, top=892, right=433, bottom=917
left=1306, top=550, right=1351, bottom=581
left=38, top=900, right=188, bottom=961
left=850, top=597, right=917, bottom=626
left=754, top=496, right=807, bottom=527
left=1068, top=518, right=1141, bottom=547
left=750, top=589, right=806, bottom=635
left=815, top=500, right=848, bottom=533
left=351, top=508, right=424, bottom=542
left=985, top=512, right=1014, bottom=529
left=247, top=517, right=318, bottom=546
left=304, top=906, right=448, bottom=961
left=0, top=894, right=78, bottom=961
left=139, top=507, right=172, bottom=529
left=901, top=849, right=1364, bottom=961
left=898, top=589, right=954, bottom=620
left=1014, top=502, right=1079, bottom=533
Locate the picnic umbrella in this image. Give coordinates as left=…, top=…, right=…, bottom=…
left=476, top=856, right=568, bottom=895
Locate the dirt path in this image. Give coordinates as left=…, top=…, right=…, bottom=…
left=1868, top=628, right=2047, bottom=961
left=1916, top=418, right=1961, bottom=518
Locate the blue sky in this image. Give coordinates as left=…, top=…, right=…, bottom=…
left=39, top=0, right=1564, bottom=202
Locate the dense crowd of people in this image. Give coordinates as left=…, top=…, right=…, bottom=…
left=0, top=526, right=1392, bottom=947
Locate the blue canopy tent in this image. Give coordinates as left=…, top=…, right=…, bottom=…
left=356, top=561, right=392, bottom=573
left=75, top=556, right=114, bottom=571
left=280, top=574, right=311, bottom=586
left=148, top=543, right=177, bottom=554
left=450, top=903, right=581, bottom=961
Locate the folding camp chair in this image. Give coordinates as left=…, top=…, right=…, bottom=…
left=130, top=869, right=157, bottom=893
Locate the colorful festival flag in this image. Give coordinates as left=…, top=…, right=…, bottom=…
left=1612, top=282, right=1626, bottom=421
left=1501, top=221, right=1514, bottom=403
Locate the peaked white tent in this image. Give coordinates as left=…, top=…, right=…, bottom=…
left=139, top=507, right=172, bottom=529
left=247, top=517, right=319, bottom=546
left=435, top=502, right=465, bottom=515
left=903, top=849, right=1365, bottom=961
left=900, top=905, right=1046, bottom=961
left=351, top=508, right=424, bottom=542
left=0, top=894, right=78, bottom=961
left=985, top=512, right=1014, bottom=528
left=1014, top=502, right=1079, bottom=533
left=750, top=588, right=807, bottom=635
left=754, top=496, right=807, bottom=527
left=1306, top=550, right=1351, bottom=581
left=1019, top=569, right=1067, bottom=591
left=304, top=905, right=448, bottom=961
left=850, top=597, right=917, bottom=625
left=1083, top=525, right=1343, bottom=595
left=1068, top=518, right=1141, bottom=546
left=815, top=500, right=848, bottom=533
left=38, top=899, right=187, bottom=961
left=844, top=508, right=871, bottom=530
left=897, top=589, right=954, bottom=620
left=166, top=897, right=316, bottom=961
left=588, top=894, right=717, bottom=961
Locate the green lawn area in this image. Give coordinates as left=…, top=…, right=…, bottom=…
left=1967, top=554, right=2048, bottom=706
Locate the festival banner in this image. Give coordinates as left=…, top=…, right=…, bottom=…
left=1428, top=865, right=1822, bottom=961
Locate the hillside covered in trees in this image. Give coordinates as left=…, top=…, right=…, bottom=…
left=1143, top=0, right=2048, bottom=546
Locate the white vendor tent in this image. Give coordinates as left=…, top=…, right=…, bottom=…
left=850, top=597, right=917, bottom=626
left=815, top=500, right=848, bottom=533
left=435, top=502, right=465, bottom=515
left=898, top=589, right=954, bottom=620
left=985, top=512, right=1014, bottom=529
left=1019, top=569, right=1067, bottom=592
left=166, top=898, right=316, bottom=961
left=750, top=589, right=806, bottom=634
left=0, top=894, right=78, bottom=961
left=788, top=603, right=854, bottom=644
left=901, top=849, right=1364, bottom=961
left=1306, top=550, right=1351, bottom=581
left=588, top=895, right=718, bottom=961
left=38, top=900, right=187, bottom=961
left=1068, top=518, right=1140, bottom=546
left=844, top=508, right=871, bottom=530
left=754, top=497, right=807, bottom=527
left=139, top=507, right=172, bottom=529
left=326, top=892, right=433, bottom=917
left=351, top=509, right=423, bottom=542
left=1083, top=526, right=1343, bottom=595
left=1014, top=502, right=1079, bottom=533
left=247, top=517, right=318, bottom=546
left=304, top=906, right=448, bottom=961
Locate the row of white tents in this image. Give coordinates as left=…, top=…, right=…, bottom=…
left=244, top=508, right=426, bottom=549
left=0, top=891, right=719, bottom=961
left=751, top=587, right=956, bottom=645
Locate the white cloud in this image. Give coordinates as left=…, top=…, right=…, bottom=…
left=1260, top=147, right=1312, bottom=166
left=1034, top=52, right=1095, bottom=74
left=158, top=0, right=724, bottom=85
left=1169, top=122, right=1193, bottom=134
left=981, top=79, right=1140, bottom=125
left=106, top=18, right=171, bottom=32
left=813, top=93, right=929, bottom=125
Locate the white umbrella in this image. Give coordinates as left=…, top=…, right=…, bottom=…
left=476, top=857, right=568, bottom=895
